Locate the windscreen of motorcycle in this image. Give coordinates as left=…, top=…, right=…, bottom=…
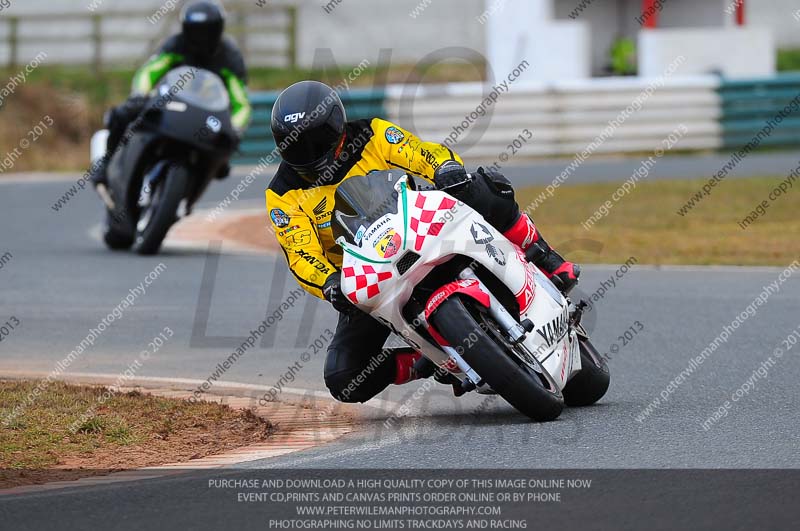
left=158, top=67, right=229, bottom=112
left=333, top=171, right=411, bottom=246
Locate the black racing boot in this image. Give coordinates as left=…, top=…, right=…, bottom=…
left=89, top=156, right=109, bottom=188
left=89, top=156, right=116, bottom=210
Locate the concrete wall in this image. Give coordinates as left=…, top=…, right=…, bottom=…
left=639, top=27, right=775, bottom=78
left=294, top=0, right=485, bottom=69
left=746, top=0, right=800, bottom=48
left=551, top=0, right=798, bottom=76
left=0, top=0, right=797, bottom=73
left=553, top=0, right=640, bottom=76
left=487, top=0, right=590, bottom=82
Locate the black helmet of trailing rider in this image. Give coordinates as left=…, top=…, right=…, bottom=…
left=271, top=80, right=347, bottom=183
left=181, top=1, right=226, bottom=58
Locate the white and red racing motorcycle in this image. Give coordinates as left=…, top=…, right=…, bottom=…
left=332, top=170, right=609, bottom=421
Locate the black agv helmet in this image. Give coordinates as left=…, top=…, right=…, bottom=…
left=271, top=80, right=347, bottom=182
left=181, top=1, right=225, bottom=58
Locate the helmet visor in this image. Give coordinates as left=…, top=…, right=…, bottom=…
left=184, top=23, right=223, bottom=55
left=276, top=120, right=342, bottom=167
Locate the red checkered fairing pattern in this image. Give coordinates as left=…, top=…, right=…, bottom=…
left=343, top=265, right=393, bottom=303
left=409, top=194, right=457, bottom=251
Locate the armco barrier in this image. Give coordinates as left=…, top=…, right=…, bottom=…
left=235, top=74, right=800, bottom=165
left=384, top=76, right=722, bottom=159
left=718, top=73, right=800, bottom=149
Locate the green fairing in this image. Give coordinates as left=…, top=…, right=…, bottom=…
left=220, top=67, right=252, bottom=132
left=131, top=52, right=184, bottom=95
left=130, top=54, right=251, bottom=133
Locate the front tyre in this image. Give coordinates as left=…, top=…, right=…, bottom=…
left=561, top=333, right=610, bottom=407
left=431, top=296, right=564, bottom=422
left=102, top=210, right=133, bottom=250
left=132, top=163, right=188, bottom=255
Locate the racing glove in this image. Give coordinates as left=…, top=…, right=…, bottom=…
left=323, top=272, right=357, bottom=315
left=433, top=161, right=472, bottom=192
left=435, top=163, right=520, bottom=233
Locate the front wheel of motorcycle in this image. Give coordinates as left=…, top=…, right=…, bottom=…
left=561, top=330, right=610, bottom=407
left=102, top=211, right=134, bottom=250
left=132, top=163, right=189, bottom=255
left=430, top=296, right=564, bottom=422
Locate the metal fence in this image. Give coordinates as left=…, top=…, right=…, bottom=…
left=1, top=3, right=297, bottom=71
left=383, top=77, right=722, bottom=159
left=234, top=74, right=800, bottom=165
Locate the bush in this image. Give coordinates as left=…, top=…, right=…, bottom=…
left=777, top=49, right=800, bottom=72
left=610, top=38, right=637, bottom=76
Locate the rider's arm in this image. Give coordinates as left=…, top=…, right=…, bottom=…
left=371, top=118, right=463, bottom=184
left=130, top=52, right=184, bottom=96
left=265, top=189, right=336, bottom=300
left=219, top=38, right=251, bottom=135
left=220, top=68, right=252, bottom=135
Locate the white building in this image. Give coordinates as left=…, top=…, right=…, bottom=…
left=0, top=0, right=795, bottom=78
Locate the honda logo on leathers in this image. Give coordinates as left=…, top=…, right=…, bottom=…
left=313, top=197, right=329, bottom=220
left=284, top=112, right=306, bottom=123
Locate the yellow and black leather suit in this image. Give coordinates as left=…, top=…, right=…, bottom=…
left=265, top=118, right=462, bottom=299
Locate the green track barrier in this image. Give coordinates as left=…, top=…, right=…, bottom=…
left=718, top=74, right=800, bottom=150
left=235, top=88, right=386, bottom=165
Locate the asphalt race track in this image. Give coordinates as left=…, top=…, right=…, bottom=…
left=1, top=168, right=799, bottom=528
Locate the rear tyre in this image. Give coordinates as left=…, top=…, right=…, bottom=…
left=561, top=335, right=610, bottom=407
left=132, top=164, right=188, bottom=255
left=431, top=296, right=564, bottom=422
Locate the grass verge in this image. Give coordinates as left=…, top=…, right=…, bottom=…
left=0, top=380, right=273, bottom=488
left=515, top=176, right=799, bottom=267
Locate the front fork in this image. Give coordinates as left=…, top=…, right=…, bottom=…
left=458, top=267, right=530, bottom=342
left=421, top=267, right=534, bottom=391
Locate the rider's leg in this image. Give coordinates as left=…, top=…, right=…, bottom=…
left=434, top=163, right=580, bottom=294
left=323, top=311, right=426, bottom=403
left=502, top=213, right=580, bottom=294
left=90, top=97, right=147, bottom=187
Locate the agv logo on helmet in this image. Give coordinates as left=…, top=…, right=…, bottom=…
left=284, top=112, right=306, bottom=124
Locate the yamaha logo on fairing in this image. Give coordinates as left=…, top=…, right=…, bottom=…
left=537, top=309, right=569, bottom=348
left=284, top=112, right=306, bottom=123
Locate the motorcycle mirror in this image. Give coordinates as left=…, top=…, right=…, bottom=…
left=393, top=174, right=412, bottom=193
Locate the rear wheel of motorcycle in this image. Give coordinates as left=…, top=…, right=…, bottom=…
left=132, top=164, right=188, bottom=255
left=561, top=333, right=610, bottom=407
left=431, top=296, right=564, bottom=422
